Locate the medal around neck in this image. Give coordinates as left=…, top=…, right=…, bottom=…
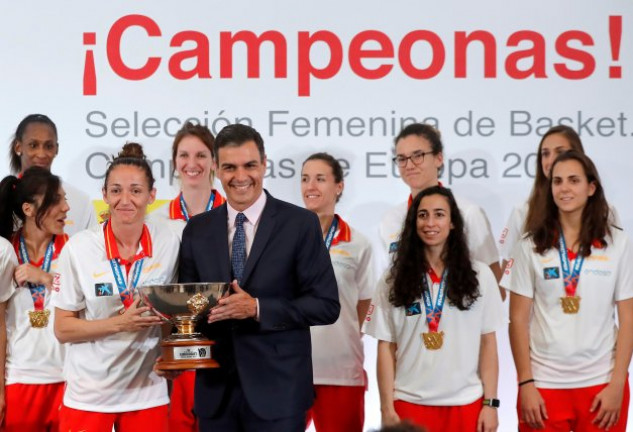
left=560, top=295, right=581, bottom=314
left=422, top=330, right=444, bottom=350
left=29, top=309, right=50, bottom=328
left=139, top=282, right=229, bottom=370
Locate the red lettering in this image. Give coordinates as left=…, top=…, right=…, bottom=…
left=169, top=31, right=212, bottom=80
left=505, top=31, right=547, bottom=79
left=454, top=31, right=497, bottom=78
left=107, top=14, right=162, bottom=80
left=297, top=31, right=343, bottom=97
left=348, top=30, right=394, bottom=79
left=554, top=30, right=595, bottom=79
left=219, top=31, right=287, bottom=78
left=398, top=31, right=445, bottom=79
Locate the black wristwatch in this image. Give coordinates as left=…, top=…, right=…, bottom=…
left=483, top=398, right=500, bottom=408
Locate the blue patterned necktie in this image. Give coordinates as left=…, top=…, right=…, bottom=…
left=231, top=212, right=247, bottom=284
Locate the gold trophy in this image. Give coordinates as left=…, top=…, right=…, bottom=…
left=139, top=282, right=229, bottom=370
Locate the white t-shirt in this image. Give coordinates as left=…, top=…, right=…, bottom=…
left=4, top=234, right=67, bottom=385
left=363, top=261, right=505, bottom=406
left=311, top=217, right=375, bottom=386
left=63, top=181, right=97, bottom=237
left=51, top=221, right=179, bottom=412
left=379, top=195, right=499, bottom=266
left=499, top=201, right=622, bottom=261
left=0, top=236, right=18, bottom=302
left=501, top=228, right=633, bottom=388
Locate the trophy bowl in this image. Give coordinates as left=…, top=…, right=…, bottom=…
left=139, top=282, right=229, bottom=370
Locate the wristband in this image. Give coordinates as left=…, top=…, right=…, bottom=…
left=518, top=378, right=535, bottom=387
left=483, top=398, right=500, bottom=408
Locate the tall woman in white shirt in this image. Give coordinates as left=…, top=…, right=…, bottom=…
left=52, top=143, right=179, bottom=432
left=8, top=114, right=96, bottom=236
left=300, top=152, right=374, bottom=432
left=505, top=151, right=633, bottom=432
left=364, top=186, right=503, bottom=432
left=0, top=166, right=70, bottom=431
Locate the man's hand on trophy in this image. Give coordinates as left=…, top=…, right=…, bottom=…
left=208, top=280, right=257, bottom=323
left=117, top=297, right=163, bottom=331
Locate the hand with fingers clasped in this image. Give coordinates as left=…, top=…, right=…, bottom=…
left=520, top=383, right=548, bottom=429
left=208, top=280, right=257, bottom=323
left=152, top=356, right=185, bottom=380
left=14, top=263, right=52, bottom=288
left=591, top=382, right=624, bottom=430
left=117, top=297, right=163, bottom=332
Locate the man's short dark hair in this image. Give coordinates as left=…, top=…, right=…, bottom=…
left=214, top=124, right=266, bottom=161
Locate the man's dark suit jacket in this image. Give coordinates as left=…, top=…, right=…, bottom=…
left=179, top=192, right=340, bottom=421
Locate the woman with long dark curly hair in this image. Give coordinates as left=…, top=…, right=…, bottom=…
left=364, top=186, right=504, bottom=432
left=505, top=151, right=633, bottom=432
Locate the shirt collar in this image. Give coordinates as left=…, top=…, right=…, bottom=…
left=227, top=191, right=267, bottom=226
left=331, top=214, right=352, bottom=246
left=11, top=229, right=68, bottom=265
left=104, top=221, right=153, bottom=263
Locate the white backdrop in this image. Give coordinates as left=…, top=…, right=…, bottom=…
left=2, top=1, right=632, bottom=430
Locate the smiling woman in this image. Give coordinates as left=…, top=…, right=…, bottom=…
left=0, top=167, right=70, bottom=431
left=504, top=151, right=633, bottom=432
left=50, top=142, right=179, bottom=432
left=7, top=114, right=96, bottom=236
left=149, top=122, right=225, bottom=243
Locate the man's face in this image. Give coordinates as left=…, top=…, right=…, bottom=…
left=394, top=134, right=443, bottom=192
left=216, top=140, right=266, bottom=211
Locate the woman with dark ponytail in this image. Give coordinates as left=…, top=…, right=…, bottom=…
left=51, top=143, right=179, bottom=432
left=364, top=186, right=504, bottom=432
left=0, top=166, right=70, bottom=431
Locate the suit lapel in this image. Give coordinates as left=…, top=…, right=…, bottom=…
left=206, top=205, right=232, bottom=282
left=241, top=194, right=277, bottom=286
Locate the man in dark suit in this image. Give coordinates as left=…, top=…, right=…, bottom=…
left=179, top=123, right=340, bottom=431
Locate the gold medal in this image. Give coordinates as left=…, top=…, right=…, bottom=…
left=28, top=309, right=50, bottom=328
left=560, top=296, right=581, bottom=314
left=422, top=331, right=444, bottom=350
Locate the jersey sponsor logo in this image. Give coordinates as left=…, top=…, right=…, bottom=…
left=92, top=270, right=108, bottom=278
left=52, top=273, right=61, bottom=292
left=389, top=241, right=399, bottom=253
left=330, top=248, right=351, bottom=257
left=540, top=257, right=554, bottom=264
left=504, top=258, right=514, bottom=275
left=405, top=301, right=422, bottom=316
left=583, top=269, right=612, bottom=277
left=142, top=262, right=162, bottom=273
left=95, top=283, right=114, bottom=297
left=498, top=227, right=509, bottom=244
left=543, top=267, right=560, bottom=280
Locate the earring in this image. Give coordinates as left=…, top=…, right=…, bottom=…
left=16, top=151, right=21, bottom=156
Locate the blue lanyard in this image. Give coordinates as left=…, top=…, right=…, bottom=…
left=324, top=216, right=339, bottom=251
left=421, top=269, right=448, bottom=332
left=18, top=234, right=54, bottom=308
left=179, top=191, right=215, bottom=221
left=557, top=234, right=585, bottom=296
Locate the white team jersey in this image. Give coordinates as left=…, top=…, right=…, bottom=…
left=379, top=195, right=499, bottom=265
left=4, top=234, right=67, bottom=385
left=62, top=181, right=97, bottom=237
left=501, top=228, right=633, bottom=389
left=499, top=200, right=622, bottom=261
left=363, top=261, right=504, bottom=406
left=311, top=219, right=375, bottom=386
left=51, top=221, right=179, bottom=412
left=147, top=201, right=186, bottom=240
left=0, top=237, right=17, bottom=302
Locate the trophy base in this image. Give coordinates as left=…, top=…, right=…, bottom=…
left=157, top=337, right=219, bottom=370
